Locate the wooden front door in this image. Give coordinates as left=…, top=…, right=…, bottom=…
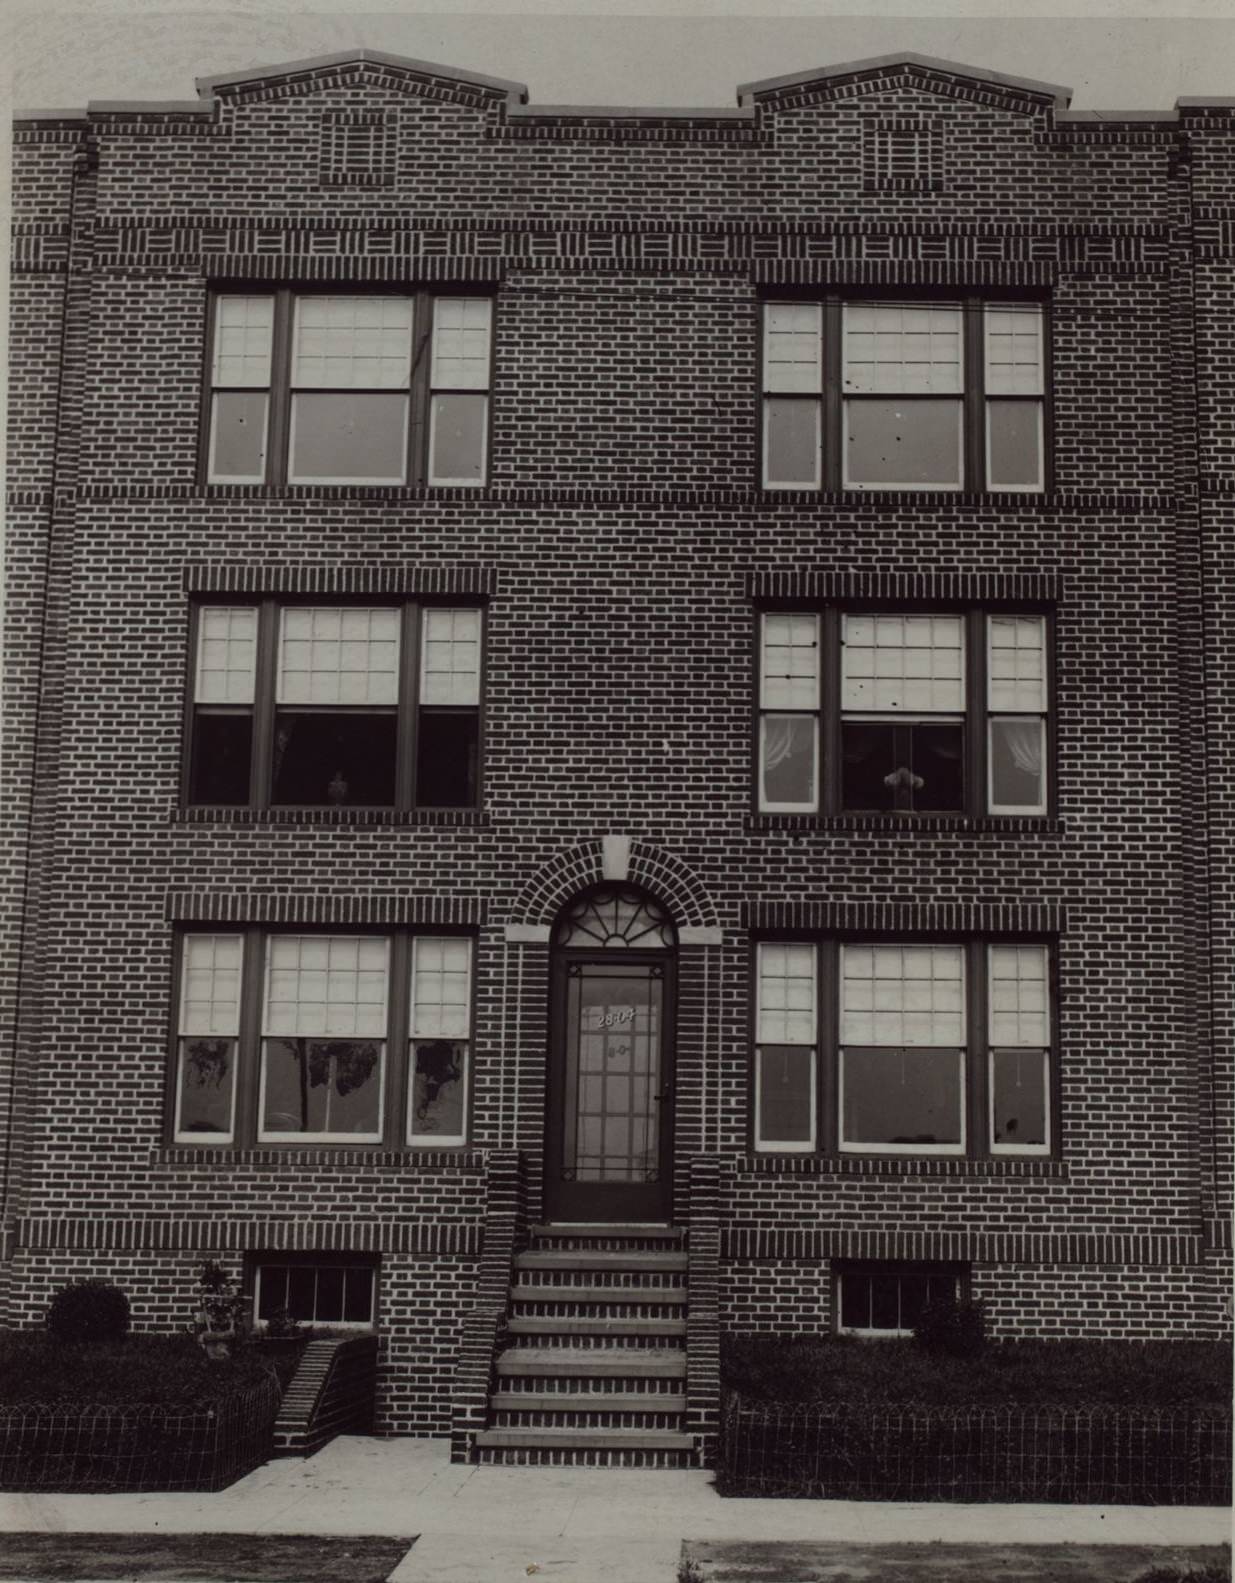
left=544, top=954, right=675, bottom=1222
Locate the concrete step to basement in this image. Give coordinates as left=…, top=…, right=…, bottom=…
left=509, top=1282, right=686, bottom=1305
left=474, top=1426, right=695, bottom=1468
left=490, top=1390, right=687, bottom=1413
left=515, top=1249, right=688, bottom=1273
left=505, top=1316, right=687, bottom=1339
left=495, top=1345, right=686, bottom=1379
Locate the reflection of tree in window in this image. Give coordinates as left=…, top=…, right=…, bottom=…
left=412, top=1039, right=463, bottom=1133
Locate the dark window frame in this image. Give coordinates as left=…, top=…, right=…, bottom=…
left=167, top=925, right=477, bottom=1152
left=833, top=1260, right=969, bottom=1336
left=754, top=602, right=1055, bottom=820
left=182, top=597, right=486, bottom=813
left=760, top=290, right=1053, bottom=495
left=749, top=935, right=1060, bottom=1160
left=199, top=286, right=495, bottom=489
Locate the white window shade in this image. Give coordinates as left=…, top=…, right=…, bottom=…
left=842, top=614, right=965, bottom=713
left=841, top=944, right=965, bottom=1046
left=760, top=613, right=820, bottom=709
left=180, top=935, right=243, bottom=1036
left=988, top=946, right=1050, bottom=1046
left=763, top=303, right=823, bottom=394
left=195, top=607, right=257, bottom=704
left=987, top=617, right=1046, bottom=712
left=843, top=304, right=962, bottom=394
left=431, top=299, right=492, bottom=390
left=292, top=297, right=413, bottom=390
left=213, top=296, right=274, bottom=387
left=420, top=608, right=481, bottom=706
left=263, top=936, right=389, bottom=1038
left=411, top=938, right=473, bottom=1038
left=277, top=608, right=401, bottom=706
left=985, top=306, right=1044, bottom=395
left=757, top=943, right=817, bottom=1044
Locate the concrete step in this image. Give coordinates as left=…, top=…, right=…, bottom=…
left=506, top=1316, right=687, bottom=1340
left=476, top=1427, right=694, bottom=1453
left=509, top=1283, right=686, bottom=1305
left=495, top=1346, right=686, bottom=1379
left=489, top=1391, right=687, bottom=1413
left=529, top=1224, right=683, bottom=1243
left=515, top=1250, right=688, bottom=1273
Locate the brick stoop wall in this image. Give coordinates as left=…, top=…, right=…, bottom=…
left=273, top=1334, right=379, bottom=1457
left=451, top=1150, right=523, bottom=1462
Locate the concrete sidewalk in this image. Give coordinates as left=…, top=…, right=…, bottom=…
left=0, top=1436, right=1228, bottom=1583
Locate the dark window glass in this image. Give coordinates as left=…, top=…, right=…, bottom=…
left=177, top=1039, right=236, bottom=1133
left=257, top=1267, right=288, bottom=1321
left=757, top=1045, right=814, bottom=1143
left=287, top=1266, right=316, bottom=1320
left=190, top=714, right=253, bottom=806
left=992, top=1048, right=1048, bottom=1146
left=841, top=1046, right=963, bottom=1146
left=411, top=1040, right=466, bottom=1139
left=869, top=1271, right=901, bottom=1330
left=315, top=1266, right=345, bottom=1323
left=415, top=712, right=479, bottom=807
left=841, top=1271, right=869, bottom=1330
left=344, top=1267, right=374, bottom=1323
left=271, top=713, right=397, bottom=806
left=260, top=1038, right=383, bottom=1135
left=841, top=721, right=964, bottom=812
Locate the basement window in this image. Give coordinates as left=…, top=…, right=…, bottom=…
left=835, top=1263, right=964, bottom=1336
left=252, top=1255, right=378, bottom=1328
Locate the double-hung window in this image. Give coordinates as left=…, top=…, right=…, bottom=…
left=756, top=609, right=1050, bottom=817
left=206, top=291, right=493, bottom=487
left=762, top=298, right=1046, bottom=492
left=173, top=930, right=474, bottom=1148
left=753, top=940, right=1054, bottom=1157
left=187, top=602, right=483, bottom=811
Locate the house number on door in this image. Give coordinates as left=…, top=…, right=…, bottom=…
left=598, top=1007, right=635, bottom=1028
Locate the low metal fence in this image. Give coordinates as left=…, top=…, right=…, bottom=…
left=720, top=1393, right=1233, bottom=1504
left=0, top=1373, right=282, bottom=1492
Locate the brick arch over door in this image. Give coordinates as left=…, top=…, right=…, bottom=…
left=508, top=839, right=719, bottom=931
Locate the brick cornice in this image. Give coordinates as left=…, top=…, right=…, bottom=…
left=748, top=568, right=1061, bottom=603
left=182, top=561, right=497, bottom=596
left=17, top=1217, right=482, bottom=1254
left=742, top=899, right=1064, bottom=935
left=165, top=892, right=488, bottom=926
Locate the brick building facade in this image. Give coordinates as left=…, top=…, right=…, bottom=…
left=5, top=49, right=1232, bottom=1464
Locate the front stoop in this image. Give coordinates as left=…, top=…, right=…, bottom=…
left=474, top=1223, right=694, bottom=1467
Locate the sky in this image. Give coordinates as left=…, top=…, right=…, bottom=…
left=8, top=4, right=1235, bottom=115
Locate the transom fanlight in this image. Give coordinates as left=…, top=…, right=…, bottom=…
left=553, top=887, right=676, bottom=950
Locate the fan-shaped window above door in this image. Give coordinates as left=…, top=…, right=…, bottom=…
left=552, top=886, right=677, bottom=950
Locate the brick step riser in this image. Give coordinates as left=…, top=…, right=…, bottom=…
left=514, top=1272, right=686, bottom=1292
left=491, top=1410, right=685, bottom=1430
left=501, top=1332, right=685, bottom=1350
left=476, top=1447, right=693, bottom=1469
left=510, top=1303, right=686, bottom=1320
left=528, top=1239, right=686, bottom=1254
left=495, top=1376, right=685, bottom=1396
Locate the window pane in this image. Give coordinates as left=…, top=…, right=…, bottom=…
left=844, top=304, right=962, bottom=394
left=289, top=393, right=408, bottom=483
left=411, top=939, right=472, bottom=1038
left=429, top=393, right=487, bottom=485
left=757, top=1045, right=814, bottom=1145
left=213, top=296, right=273, bottom=387
left=985, top=306, right=1043, bottom=395
left=840, top=720, right=964, bottom=813
left=261, top=1037, right=384, bottom=1136
left=869, top=1271, right=901, bottom=1331
left=992, top=1048, right=1048, bottom=1148
left=988, top=400, right=1042, bottom=489
left=761, top=614, right=820, bottom=710
left=190, top=713, right=253, bottom=806
left=343, top=1267, right=374, bottom=1323
left=765, top=399, right=821, bottom=487
left=415, top=712, right=479, bottom=807
left=841, top=1046, right=963, bottom=1147
left=989, top=718, right=1045, bottom=812
left=987, top=617, right=1046, bottom=713
left=840, top=1271, right=870, bottom=1330
left=845, top=398, right=963, bottom=488
left=912, top=722, right=966, bottom=812
left=278, top=608, right=400, bottom=707
left=272, top=712, right=397, bottom=806
left=761, top=715, right=817, bottom=809
left=263, top=936, right=389, bottom=1038
left=757, top=943, right=817, bottom=1045
left=257, top=1267, right=289, bottom=1322
left=842, top=614, right=964, bottom=713
left=176, top=1038, right=236, bottom=1137
left=420, top=609, right=482, bottom=707
left=292, top=297, right=413, bottom=389
left=315, top=1267, right=345, bottom=1322
left=841, top=944, right=965, bottom=1047
left=989, top=945, right=1050, bottom=1046
left=410, top=1039, right=467, bottom=1141
left=196, top=607, right=258, bottom=705
left=763, top=303, right=822, bottom=393
left=287, top=1267, right=317, bottom=1319
left=180, top=935, right=243, bottom=1036
left=209, top=392, right=269, bottom=482
left=431, top=298, right=492, bottom=389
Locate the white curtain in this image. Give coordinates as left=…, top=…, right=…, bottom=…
left=1000, top=719, right=1043, bottom=777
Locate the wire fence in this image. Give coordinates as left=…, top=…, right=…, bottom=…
left=0, top=1374, right=282, bottom=1492
left=720, top=1393, right=1233, bottom=1504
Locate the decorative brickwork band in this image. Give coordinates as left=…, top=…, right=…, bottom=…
left=722, top=1227, right=1206, bottom=1266
left=205, top=256, right=505, bottom=283
left=183, top=562, right=498, bottom=596
left=748, top=569, right=1061, bottom=604
left=742, top=900, right=1065, bottom=935
left=741, top=1154, right=1068, bottom=1179
left=17, top=1218, right=481, bottom=1254
left=753, top=260, right=1058, bottom=288
left=451, top=1149, right=523, bottom=1462
left=165, top=892, right=488, bottom=926
left=318, top=110, right=396, bottom=189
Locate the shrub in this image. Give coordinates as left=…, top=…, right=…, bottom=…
left=1133, top=1567, right=1230, bottom=1583
left=914, top=1292, right=986, bottom=1358
left=0, top=1330, right=278, bottom=1407
left=47, top=1281, right=130, bottom=1345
